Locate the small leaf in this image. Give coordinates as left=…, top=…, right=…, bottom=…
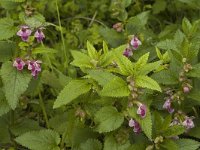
left=135, top=75, right=161, bottom=92
left=15, top=129, right=60, bottom=150
left=0, top=61, right=31, bottom=109
left=161, top=125, right=185, bottom=137
left=134, top=52, right=150, bottom=70
left=94, top=106, right=124, bottom=133
left=87, top=41, right=98, bottom=60
left=53, top=80, right=91, bottom=108
left=32, top=47, right=57, bottom=54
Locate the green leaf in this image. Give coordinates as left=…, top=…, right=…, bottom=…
left=25, top=14, right=45, bottom=28
left=188, top=89, right=200, bottom=102
left=176, top=139, right=200, bottom=150
left=152, top=0, right=167, bottom=14
left=128, top=107, right=152, bottom=140
left=187, top=63, right=200, bottom=78
left=71, top=50, right=93, bottom=68
left=151, top=70, right=179, bottom=85
left=181, top=38, right=190, bottom=58
left=100, top=77, right=130, bottom=97
left=104, top=135, right=130, bottom=150
left=161, top=125, right=185, bottom=137
left=87, top=41, right=98, bottom=60
left=156, top=47, right=163, bottom=60
left=79, top=139, right=102, bottom=150
left=157, top=39, right=177, bottom=51
left=160, top=139, right=179, bottom=150
left=0, top=18, right=17, bottom=40
left=94, top=106, right=124, bottom=133
left=15, top=129, right=60, bottom=150
left=182, top=17, right=192, bottom=35
left=88, top=70, right=116, bottom=86
left=103, top=41, right=109, bottom=54
left=0, top=61, right=31, bottom=109
left=114, top=51, right=134, bottom=76
left=53, top=80, right=91, bottom=108
left=0, top=41, right=16, bottom=62
left=32, top=47, right=57, bottom=54
left=0, top=89, right=10, bottom=116
left=134, top=52, right=149, bottom=70
left=135, top=75, right=161, bottom=92
left=5, top=0, right=25, bottom=2
left=188, top=126, right=200, bottom=139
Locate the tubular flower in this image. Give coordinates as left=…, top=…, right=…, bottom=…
left=129, top=119, right=141, bottom=134
left=137, top=103, right=147, bottom=118
left=123, top=47, right=133, bottom=57
left=17, top=25, right=32, bottom=42
left=34, top=28, right=45, bottom=42
left=13, top=58, right=26, bottom=71
left=27, top=60, right=42, bottom=78
left=182, top=116, right=194, bottom=129
left=130, top=36, right=142, bottom=50
left=163, top=99, right=174, bottom=113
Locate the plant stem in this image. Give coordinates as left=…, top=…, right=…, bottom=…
left=56, top=0, right=68, bottom=67
left=38, top=92, right=50, bottom=129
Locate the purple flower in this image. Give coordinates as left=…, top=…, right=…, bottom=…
left=170, top=118, right=180, bottom=126
left=123, top=48, right=133, bottom=57
left=129, top=119, right=141, bottom=134
left=130, top=36, right=141, bottom=50
left=182, top=117, right=194, bottom=129
left=27, top=60, right=42, bottom=78
left=13, top=58, right=26, bottom=71
left=183, top=86, right=190, bottom=93
left=137, top=104, right=147, bottom=118
left=34, top=28, right=45, bottom=42
left=17, top=25, right=32, bottom=42
left=163, top=99, right=174, bottom=113
left=112, top=22, right=123, bottom=32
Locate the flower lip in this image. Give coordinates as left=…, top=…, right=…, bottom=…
left=13, top=58, right=26, bottom=71
left=130, top=36, right=142, bottom=50
left=137, top=103, right=147, bottom=118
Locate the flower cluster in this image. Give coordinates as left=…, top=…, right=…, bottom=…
left=123, top=36, right=142, bottom=57
left=170, top=116, right=195, bottom=130
left=129, top=118, right=141, bottom=134
left=17, top=25, right=45, bottom=42
left=13, top=58, right=42, bottom=78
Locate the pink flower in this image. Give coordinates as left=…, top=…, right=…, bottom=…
left=137, top=104, right=147, bottom=118
left=17, top=25, right=32, bottom=42
left=170, top=118, right=180, bottom=126
left=27, top=60, right=42, bottom=78
left=182, top=117, right=194, bottom=129
left=123, top=48, right=133, bottom=57
left=163, top=99, right=174, bottom=113
left=13, top=58, right=26, bottom=71
left=112, top=22, right=123, bottom=32
left=183, top=86, right=190, bottom=93
left=34, top=28, right=45, bottom=42
left=129, top=119, right=141, bottom=134
left=130, top=36, right=141, bottom=50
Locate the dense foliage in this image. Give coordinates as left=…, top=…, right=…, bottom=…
left=0, top=0, right=200, bottom=150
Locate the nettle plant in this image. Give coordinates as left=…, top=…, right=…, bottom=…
left=0, top=1, right=200, bottom=150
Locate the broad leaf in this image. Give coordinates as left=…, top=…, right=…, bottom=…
left=135, top=75, right=161, bottom=92
left=53, top=80, right=91, bottom=108
left=79, top=139, right=102, bottom=150
left=15, top=129, right=60, bottom=150
left=176, top=139, right=200, bottom=150
left=94, top=106, right=124, bottom=133
left=0, top=61, right=31, bottom=109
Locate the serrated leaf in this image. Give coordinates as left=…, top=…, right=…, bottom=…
left=0, top=18, right=17, bottom=40
left=0, top=41, right=16, bottom=62
left=134, top=52, right=149, bottom=70
left=151, top=70, right=179, bottom=85
left=160, top=139, right=179, bottom=150
left=0, top=89, right=10, bottom=116
left=182, top=17, right=192, bottom=35
left=135, top=75, right=161, bottom=92
left=88, top=70, right=116, bottom=86
left=103, top=41, right=108, bottom=54
left=128, top=107, right=152, bottom=140
left=87, top=41, right=98, bottom=60
left=188, top=89, right=200, bottom=102
left=94, top=106, right=124, bottom=133
left=156, top=47, right=163, bottom=60
left=104, top=135, right=130, bottom=150
left=15, top=129, right=60, bottom=150
left=0, top=61, right=31, bottom=109
left=79, top=139, right=102, bottom=150
left=187, top=63, right=200, bottom=78
left=161, top=125, right=185, bottom=137
left=157, top=39, right=177, bottom=51
left=71, top=50, right=93, bottom=68
left=100, top=77, right=130, bottom=97
left=53, top=80, right=91, bottom=108
left=114, top=51, right=134, bottom=76
left=25, top=14, right=45, bottom=28
left=188, top=126, right=200, bottom=139
left=176, top=139, right=200, bottom=150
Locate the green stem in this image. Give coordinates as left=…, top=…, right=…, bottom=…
left=39, top=92, right=50, bottom=129
left=56, top=0, right=68, bottom=67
